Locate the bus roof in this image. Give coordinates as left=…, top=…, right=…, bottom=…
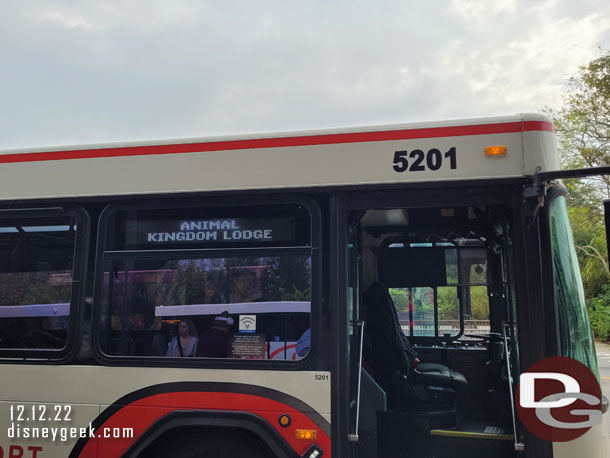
left=0, top=113, right=558, bottom=201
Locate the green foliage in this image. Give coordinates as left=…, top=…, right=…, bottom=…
left=470, top=286, right=490, bottom=321
left=567, top=206, right=609, bottom=297
left=548, top=51, right=610, bottom=183
left=587, top=285, right=610, bottom=341
left=389, top=288, right=408, bottom=312
left=0, top=272, right=71, bottom=306
left=437, top=287, right=458, bottom=320
left=389, top=286, right=489, bottom=321
left=546, top=50, right=610, bottom=245
left=547, top=51, right=610, bottom=340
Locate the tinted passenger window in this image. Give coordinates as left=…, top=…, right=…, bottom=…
left=97, top=203, right=314, bottom=361
left=0, top=215, right=77, bottom=350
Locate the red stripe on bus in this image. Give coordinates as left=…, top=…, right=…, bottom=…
left=522, top=120, right=555, bottom=133
left=78, top=391, right=331, bottom=458
left=0, top=121, right=554, bottom=165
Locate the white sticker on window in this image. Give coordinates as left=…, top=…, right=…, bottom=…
left=239, top=314, right=257, bottom=333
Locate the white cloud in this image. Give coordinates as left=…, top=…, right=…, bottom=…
left=0, top=0, right=609, bottom=149
left=450, top=0, right=517, bottom=19
left=34, top=11, right=91, bottom=29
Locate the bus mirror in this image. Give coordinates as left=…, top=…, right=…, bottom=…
left=604, top=199, right=610, bottom=259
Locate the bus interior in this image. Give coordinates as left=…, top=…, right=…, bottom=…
left=349, top=203, right=519, bottom=458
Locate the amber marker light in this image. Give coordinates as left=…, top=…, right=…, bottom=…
left=295, top=429, right=318, bottom=440
left=484, top=146, right=507, bottom=156
left=279, top=414, right=291, bottom=427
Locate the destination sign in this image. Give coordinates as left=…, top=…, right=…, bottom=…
left=131, top=217, right=295, bottom=246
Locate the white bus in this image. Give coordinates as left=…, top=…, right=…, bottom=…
left=0, top=113, right=607, bottom=458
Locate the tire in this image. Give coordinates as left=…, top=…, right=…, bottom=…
left=145, top=428, right=276, bottom=458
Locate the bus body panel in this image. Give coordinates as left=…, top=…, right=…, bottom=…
left=523, top=129, right=560, bottom=175
left=0, top=114, right=555, bottom=201
left=552, top=416, right=610, bottom=458
left=5, top=112, right=609, bottom=458
left=0, top=365, right=331, bottom=457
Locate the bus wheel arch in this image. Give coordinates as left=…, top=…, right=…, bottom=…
left=123, top=410, right=296, bottom=458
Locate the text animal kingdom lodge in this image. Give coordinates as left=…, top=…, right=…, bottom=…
left=146, top=219, right=274, bottom=243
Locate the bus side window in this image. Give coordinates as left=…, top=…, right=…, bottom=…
left=0, top=212, right=82, bottom=355
left=96, top=202, right=316, bottom=362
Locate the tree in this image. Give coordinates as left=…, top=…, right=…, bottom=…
left=548, top=51, right=610, bottom=280
left=550, top=51, right=610, bottom=189
left=548, top=50, right=610, bottom=339
left=568, top=205, right=609, bottom=297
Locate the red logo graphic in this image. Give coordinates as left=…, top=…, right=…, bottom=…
left=516, top=356, right=602, bottom=442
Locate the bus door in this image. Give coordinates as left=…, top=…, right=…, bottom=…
left=336, top=188, right=531, bottom=458
left=335, top=200, right=387, bottom=458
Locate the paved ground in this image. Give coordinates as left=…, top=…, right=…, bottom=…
left=595, top=341, right=610, bottom=438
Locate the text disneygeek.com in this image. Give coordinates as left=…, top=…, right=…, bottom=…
left=5, top=404, right=134, bottom=448
left=8, top=423, right=134, bottom=442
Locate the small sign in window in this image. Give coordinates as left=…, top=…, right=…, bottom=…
left=229, top=334, right=266, bottom=359
left=239, top=314, right=257, bottom=333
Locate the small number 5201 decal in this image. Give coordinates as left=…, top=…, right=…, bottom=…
left=392, top=147, right=457, bottom=172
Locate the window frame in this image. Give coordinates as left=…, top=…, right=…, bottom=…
left=380, top=236, right=493, bottom=343
left=0, top=205, right=89, bottom=362
left=91, top=195, right=321, bottom=369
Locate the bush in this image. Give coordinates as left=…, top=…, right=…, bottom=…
left=587, top=285, right=610, bottom=341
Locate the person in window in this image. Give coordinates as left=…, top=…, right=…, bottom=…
left=129, top=311, right=147, bottom=331
left=166, top=319, right=199, bottom=357
left=196, top=311, right=234, bottom=358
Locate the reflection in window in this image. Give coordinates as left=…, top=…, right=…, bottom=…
left=550, top=196, right=599, bottom=378
left=0, top=217, right=76, bottom=350
left=99, top=255, right=312, bottom=360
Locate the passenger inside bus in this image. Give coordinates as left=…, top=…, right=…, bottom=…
left=166, top=319, right=199, bottom=357
left=196, top=312, right=234, bottom=358
left=98, top=204, right=314, bottom=361
left=100, top=259, right=311, bottom=360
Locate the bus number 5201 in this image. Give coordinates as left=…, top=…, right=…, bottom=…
left=392, top=147, right=457, bottom=172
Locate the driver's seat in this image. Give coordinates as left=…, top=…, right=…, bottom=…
left=362, top=282, right=468, bottom=409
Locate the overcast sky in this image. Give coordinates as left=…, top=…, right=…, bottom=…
left=1, top=0, right=609, bottom=150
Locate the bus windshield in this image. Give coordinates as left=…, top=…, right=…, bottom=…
left=550, top=195, right=600, bottom=378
